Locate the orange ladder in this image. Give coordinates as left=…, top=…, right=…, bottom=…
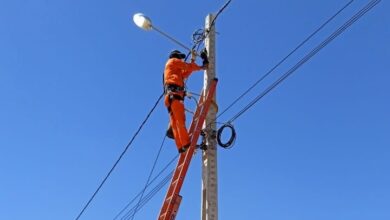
left=158, top=78, right=218, bottom=220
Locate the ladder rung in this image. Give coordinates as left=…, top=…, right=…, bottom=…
left=192, top=116, right=200, bottom=122
left=164, top=193, right=180, bottom=205
left=158, top=213, right=167, bottom=220
left=176, top=163, right=185, bottom=170
left=170, top=178, right=179, bottom=187
left=170, top=176, right=181, bottom=187
left=160, top=211, right=173, bottom=220
left=164, top=195, right=174, bottom=204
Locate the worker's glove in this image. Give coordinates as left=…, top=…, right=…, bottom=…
left=200, top=48, right=209, bottom=66
left=190, top=50, right=197, bottom=62
left=202, top=59, right=209, bottom=66
left=200, top=48, right=208, bottom=60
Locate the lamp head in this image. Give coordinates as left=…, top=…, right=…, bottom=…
left=133, top=13, right=152, bottom=30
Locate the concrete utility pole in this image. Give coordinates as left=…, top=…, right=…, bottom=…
left=201, top=14, right=218, bottom=220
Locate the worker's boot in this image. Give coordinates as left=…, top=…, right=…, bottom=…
left=178, top=143, right=190, bottom=154
left=166, top=125, right=174, bottom=139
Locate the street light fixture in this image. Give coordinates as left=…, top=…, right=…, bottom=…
left=133, top=13, right=152, bottom=31
left=132, top=13, right=192, bottom=52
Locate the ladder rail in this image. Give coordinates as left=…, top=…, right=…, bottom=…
left=158, top=79, right=218, bottom=220
left=158, top=89, right=206, bottom=218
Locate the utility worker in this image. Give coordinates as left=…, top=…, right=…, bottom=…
left=164, top=49, right=209, bottom=153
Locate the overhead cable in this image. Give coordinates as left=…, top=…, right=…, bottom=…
left=187, top=0, right=233, bottom=59
left=115, top=0, right=380, bottom=219
left=217, top=0, right=355, bottom=119
left=129, top=134, right=167, bottom=220
left=209, top=0, right=233, bottom=30
left=75, top=93, right=164, bottom=220
left=121, top=172, right=173, bottom=220
left=228, top=0, right=381, bottom=123
left=113, top=155, right=178, bottom=220
left=112, top=2, right=383, bottom=218
left=115, top=1, right=383, bottom=217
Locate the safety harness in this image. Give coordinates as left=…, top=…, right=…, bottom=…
left=165, top=84, right=186, bottom=93
left=164, top=84, right=186, bottom=113
left=164, top=84, right=186, bottom=140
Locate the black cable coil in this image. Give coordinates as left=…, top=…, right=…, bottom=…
left=217, top=123, right=236, bottom=149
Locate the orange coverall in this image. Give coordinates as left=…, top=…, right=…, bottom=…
left=164, top=58, right=203, bottom=152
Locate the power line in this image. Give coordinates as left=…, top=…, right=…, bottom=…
left=75, top=93, right=164, bottom=220
left=114, top=1, right=382, bottom=218
left=228, top=0, right=381, bottom=123
left=209, top=0, right=232, bottom=35
left=113, top=155, right=178, bottom=220
left=185, top=0, right=233, bottom=89
left=75, top=0, right=382, bottom=218
left=121, top=172, right=173, bottom=220
left=217, top=0, right=354, bottom=119
left=130, top=135, right=166, bottom=220
left=116, top=0, right=383, bottom=218
left=116, top=1, right=382, bottom=218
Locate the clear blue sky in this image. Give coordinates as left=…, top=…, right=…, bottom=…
left=1, top=0, right=389, bottom=219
